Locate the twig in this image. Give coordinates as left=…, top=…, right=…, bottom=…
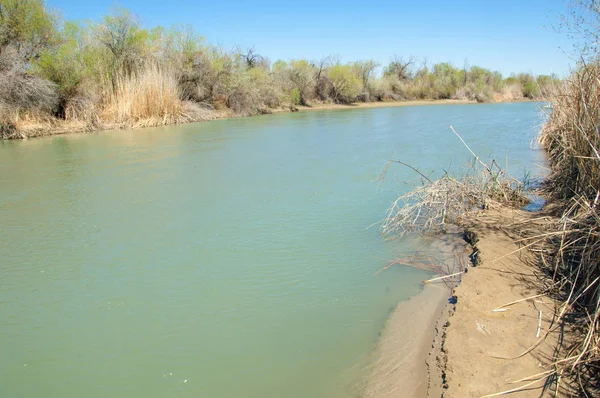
left=491, top=293, right=547, bottom=312
left=386, top=160, right=432, bottom=183
left=423, top=272, right=464, bottom=284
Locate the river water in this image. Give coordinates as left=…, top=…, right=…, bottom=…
left=0, top=103, right=545, bottom=397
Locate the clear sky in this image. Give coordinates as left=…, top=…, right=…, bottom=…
left=46, top=0, right=576, bottom=77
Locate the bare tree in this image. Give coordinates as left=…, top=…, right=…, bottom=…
left=354, top=59, right=380, bottom=89
left=237, top=47, right=264, bottom=69
left=385, top=55, right=416, bottom=80
left=312, top=55, right=332, bottom=100
left=559, top=0, right=600, bottom=59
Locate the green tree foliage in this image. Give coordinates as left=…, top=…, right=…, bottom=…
left=34, top=21, right=88, bottom=97
left=288, top=60, right=314, bottom=105
left=92, top=7, right=149, bottom=77
left=327, top=63, right=362, bottom=103
left=0, top=0, right=58, bottom=61
left=429, top=63, right=460, bottom=99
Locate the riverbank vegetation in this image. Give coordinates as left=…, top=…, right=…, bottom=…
left=1, top=0, right=560, bottom=139
left=534, top=60, right=600, bottom=394
left=382, top=1, right=600, bottom=389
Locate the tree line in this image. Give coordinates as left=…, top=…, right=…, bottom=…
left=0, top=0, right=560, bottom=137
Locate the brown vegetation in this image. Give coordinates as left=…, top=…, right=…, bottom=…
left=531, top=60, right=600, bottom=394
left=380, top=128, right=528, bottom=238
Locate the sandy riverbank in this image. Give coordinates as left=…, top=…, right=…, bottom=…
left=289, top=99, right=477, bottom=113
left=362, top=233, right=467, bottom=398
left=364, top=208, right=559, bottom=398
left=443, top=209, right=558, bottom=397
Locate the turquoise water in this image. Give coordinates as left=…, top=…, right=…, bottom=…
left=0, top=103, right=545, bottom=397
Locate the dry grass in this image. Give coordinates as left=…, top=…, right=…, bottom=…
left=101, top=63, right=187, bottom=127
left=539, top=64, right=600, bottom=202
left=530, top=62, right=600, bottom=395
left=0, top=62, right=221, bottom=139
left=495, top=83, right=525, bottom=102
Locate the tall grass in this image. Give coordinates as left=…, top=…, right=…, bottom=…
left=101, top=63, right=185, bottom=127
left=534, top=62, right=600, bottom=394
left=539, top=63, right=600, bottom=202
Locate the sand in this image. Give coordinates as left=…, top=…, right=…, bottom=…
left=443, top=209, right=558, bottom=397
left=290, top=99, right=476, bottom=113
left=363, top=233, right=466, bottom=398
left=363, top=284, right=449, bottom=398
left=363, top=208, right=559, bottom=398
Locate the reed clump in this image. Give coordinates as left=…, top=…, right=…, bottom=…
left=101, top=63, right=185, bottom=127
left=532, top=62, right=600, bottom=394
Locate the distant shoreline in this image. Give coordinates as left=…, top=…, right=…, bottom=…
left=290, top=98, right=534, bottom=113
left=6, top=98, right=535, bottom=140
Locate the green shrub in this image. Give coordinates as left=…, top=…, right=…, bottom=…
left=327, top=64, right=361, bottom=103
left=289, top=88, right=301, bottom=105
left=523, top=82, right=539, bottom=98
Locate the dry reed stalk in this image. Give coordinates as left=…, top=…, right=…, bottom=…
left=101, top=63, right=186, bottom=127
left=505, top=61, right=600, bottom=395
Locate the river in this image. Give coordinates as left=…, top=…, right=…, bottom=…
left=0, top=102, right=545, bottom=398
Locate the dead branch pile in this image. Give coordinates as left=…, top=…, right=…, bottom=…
left=380, top=155, right=527, bottom=238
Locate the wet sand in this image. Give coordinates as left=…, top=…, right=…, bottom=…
left=363, top=283, right=450, bottom=398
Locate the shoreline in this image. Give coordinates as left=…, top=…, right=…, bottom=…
left=362, top=283, right=450, bottom=398
left=365, top=207, right=559, bottom=398
left=442, top=209, right=558, bottom=397
left=6, top=98, right=536, bottom=140
left=363, top=233, right=468, bottom=398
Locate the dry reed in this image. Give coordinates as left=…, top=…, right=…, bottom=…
left=101, top=63, right=186, bottom=127
left=531, top=61, right=600, bottom=395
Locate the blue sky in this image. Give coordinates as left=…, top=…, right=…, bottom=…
left=47, top=0, right=575, bottom=77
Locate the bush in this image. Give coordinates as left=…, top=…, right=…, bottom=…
left=327, top=64, right=361, bottom=103
left=289, top=88, right=301, bottom=105
left=522, top=81, right=539, bottom=98
left=0, top=46, right=59, bottom=113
